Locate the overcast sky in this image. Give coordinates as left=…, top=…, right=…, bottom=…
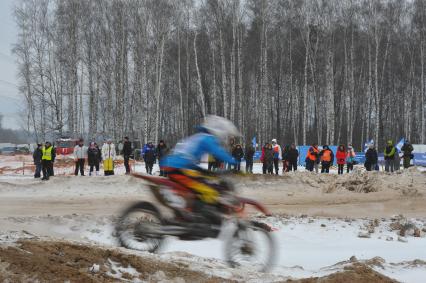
left=0, top=0, right=21, bottom=130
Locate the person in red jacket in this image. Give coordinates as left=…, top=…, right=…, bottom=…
left=336, top=144, right=346, bottom=175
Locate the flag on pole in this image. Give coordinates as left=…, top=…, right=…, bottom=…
left=363, top=139, right=374, bottom=152
left=252, top=136, right=257, bottom=148
left=396, top=138, right=405, bottom=152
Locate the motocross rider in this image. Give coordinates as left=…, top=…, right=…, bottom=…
left=160, top=115, right=239, bottom=224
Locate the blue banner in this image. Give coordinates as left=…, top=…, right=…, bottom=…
left=414, top=153, right=426, bottom=166
left=354, top=152, right=365, bottom=164
left=297, top=146, right=310, bottom=166
left=254, top=150, right=262, bottom=161
left=250, top=146, right=426, bottom=166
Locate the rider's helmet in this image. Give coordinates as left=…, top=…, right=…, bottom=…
left=201, top=115, right=241, bottom=143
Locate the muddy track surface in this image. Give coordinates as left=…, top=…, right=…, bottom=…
left=0, top=240, right=398, bottom=283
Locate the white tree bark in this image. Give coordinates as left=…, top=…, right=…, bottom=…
left=194, top=31, right=206, bottom=117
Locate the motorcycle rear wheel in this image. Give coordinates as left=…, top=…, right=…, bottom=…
left=116, top=201, right=164, bottom=252
left=224, top=221, right=277, bottom=272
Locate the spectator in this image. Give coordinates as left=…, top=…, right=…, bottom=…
left=156, top=140, right=169, bottom=176
left=208, top=154, right=217, bottom=171
left=41, top=141, right=54, bottom=181
left=394, top=149, right=401, bottom=171
left=74, top=138, right=87, bottom=176
left=123, top=137, right=132, bottom=175
left=287, top=143, right=299, bottom=171
left=226, top=137, right=236, bottom=170
left=271, top=139, right=282, bottom=175
left=232, top=144, right=244, bottom=171
left=384, top=140, right=396, bottom=172
left=364, top=143, right=378, bottom=171
left=401, top=141, right=414, bottom=169
left=102, top=139, right=116, bottom=176
left=49, top=143, right=56, bottom=177
left=320, top=145, right=334, bottom=173
left=245, top=144, right=255, bottom=174
left=142, top=142, right=156, bottom=175
left=33, top=143, right=42, bottom=178
left=336, top=145, right=346, bottom=175
left=261, top=143, right=274, bottom=174
left=346, top=144, right=356, bottom=173
left=282, top=145, right=289, bottom=172
left=88, top=142, right=102, bottom=176
left=305, top=143, right=319, bottom=172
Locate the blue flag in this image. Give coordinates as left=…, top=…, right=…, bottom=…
left=396, top=138, right=405, bottom=152
left=363, top=139, right=374, bottom=152
left=252, top=136, right=256, bottom=148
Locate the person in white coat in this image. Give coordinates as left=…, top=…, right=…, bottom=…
left=102, top=139, right=116, bottom=176
left=271, top=139, right=282, bottom=175
left=74, top=138, right=88, bottom=176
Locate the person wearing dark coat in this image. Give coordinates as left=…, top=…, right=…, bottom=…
left=123, top=137, right=132, bottom=175
left=156, top=140, right=169, bottom=176
left=281, top=145, right=289, bottom=172
left=287, top=143, right=299, bottom=171
left=88, top=142, right=102, bottom=176
left=364, top=144, right=378, bottom=171
left=143, top=142, right=156, bottom=175
left=232, top=144, right=244, bottom=171
left=261, top=143, right=274, bottom=174
left=244, top=144, right=255, bottom=174
left=33, top=143, right=42, bottom=178
left=401, top=141, right=414, bottom=169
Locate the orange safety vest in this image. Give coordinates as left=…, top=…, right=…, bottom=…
left=321, top=150, right=332, bottom=162
left=306, top=146, right=319, bottom=161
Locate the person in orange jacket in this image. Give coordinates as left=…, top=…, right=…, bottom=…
left=320, top=145, right=334, bottom=173
left=305, top=143, right=319, bottom=172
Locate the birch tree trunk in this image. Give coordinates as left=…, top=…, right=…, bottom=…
left=237, top=27, right=243, bottom=130
left=374, top=17, right=380, bottom=148
left=303, top=26, right=310, bottom=145
left=325, top=46, right=335, bottom=145
left=154, top=35, right=165, bottom=144
left=177, top=26, right=184, bottom=137
left=421, top=39, right=425, bottom=143
left=210, top=36, right=217, bottom=115
left=219, top=28, right=227, bottom=118
left=230, top=11, right=236, bottom=122
left=194, top=31, right=206, bottom=117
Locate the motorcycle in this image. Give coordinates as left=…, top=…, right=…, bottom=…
left=115, top=172, right=277, bottom=272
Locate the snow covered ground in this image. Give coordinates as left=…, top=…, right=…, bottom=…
left=2, top=211, right=424, bottom=282
left=58, top=215, right=426, bottom=282
left=1, top=155, right=426, bottom=282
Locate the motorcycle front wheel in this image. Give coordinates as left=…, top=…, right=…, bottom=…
left=116, top=201, right=165, bottom=252
left=224, top=221, right=277, bottom=272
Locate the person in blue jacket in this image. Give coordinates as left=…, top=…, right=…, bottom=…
left=142, top=142, right=156, bottom=174
left=160, top=115, right=239, bottom=222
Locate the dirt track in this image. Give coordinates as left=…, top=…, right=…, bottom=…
left=0, top=168, right=426, bottom=219
left=0, top=240, right=397, bottom=283
left=1, top=169, right=426, bottom=282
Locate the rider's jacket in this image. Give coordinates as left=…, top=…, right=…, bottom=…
left=160, top=133, right=236, bottom=169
